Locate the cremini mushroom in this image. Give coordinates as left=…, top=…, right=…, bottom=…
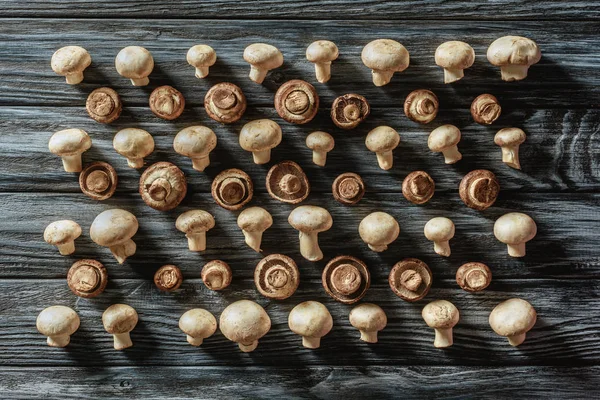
left=323, top=256, right=370, bottom=304
left=306, top=131, right=335, bottom=167
left=48, top=128, right=92, bottom=172
left=306, top=40, right=339, bottom=83
left=44, top=220, right=82, bottom=255
left=365, top=126, right=400, bottom=170
left=201, top=260, right=232, bottom=291
left=288, top=205, right=333, bottom=261
left=79, top=161, right=118, bottom=201
left=349, top=303, right=387, bottom=343
left=266, top=161, right=310, bottom=204
left=424, top=217, right=455, bottom=257
left=288, top=301, right=333, bottom=349
left=494, top=128, right=526, bottom=169
left=243, top=43, right=283, bottom=84
left=359, top=211, right=399, bottom=252
left=173, top=126, right=217, bottom=172
left=404, top=89, right=439, bottom=124
left=176, top=210, right=215, bottom=252
left=115, top=46, right=154, bottom=86
left=204, top=82, right=247, bottom=124
left=274, top=79, right=319, bottom=124
left=237, top=207, right=273, bottom=252
left=67, top=259, right=108, bottom=298
left=434, top=41, right=475, bottom=84
left=331, top=93, right=370, bottom=130
left=493, top=212, right=537, bottom=257
left=139, top=162, right=187, bottom=211
left=487, top=36, right=541, bottom=81
left=489, top=298, right=537, bottom=346
left=102, top=304, right=138, bottom=350
left=179, top=308, right=217, bottom=346
left=471, top=94, right=501, bottom=125
left=422, top=300, right=459, bottom=348
left=113, top=128, right=155, bottom=169
left=361, top=39, right=409, bottom=86
left=428, top=125, right=462, bottom=164
left=255, top=254, right=299, bottom=300
left=456, top=262, right=492, bottom=292
left=36, top=306, right=80, bottom=347
left=220, top=300, right=271, bottom=352
left=51, top=46, right=91, bottom=84
left=332, top=172, right=365, bottom=205
left=459, top=170, right=499, bottom=211
left=186, top=45, right=217, bottom=78
left=211, top=169, right=254, bottom=210
left=86, top=87, right=122, bottom=123
left=239, top=119, right=282, bottom=164
left=154, top=264, right=183, bottom=292
left=389, top=258, right=432, bottom=302
left=149, top=85, right=185, bottom=120
left=90, top=209, right=138, bottom=264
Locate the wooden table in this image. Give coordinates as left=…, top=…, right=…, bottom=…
left=1, top=1, right=599, bottom=398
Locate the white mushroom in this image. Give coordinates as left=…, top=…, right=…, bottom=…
left=102, top=304, right=138, bottom=350
left=489, top=298, right=537, bottom=346
left=365, top=126, right=400, bottom=170
left=115, top=46, right=154, bottom=86
left=186, top=45, right=217, bottom=78
left=48, top=129, right=92, bottom=173
left=306, top=131, right=335, bottom=167
left=243, top=43, right=283, bottom=84
left=494, top=212, right=537, bottom=257
left=44, top=220, right=82, bottom=255
left=237, top=207, right=273, bottom=252
left=239, top=119, right=282, bottom=164
left=361, top=39, right=410, bottom=86
left=494, top=128, right=526, bottom=169
left=90, top=209, right=139, bottom=264
left=51, top=46, right=91, bottom=84
left=349, top=303, right=387, bottom=343
left=424, top=217, right=455, bottom=257
left=288, top=301, right=333, bottom=349
left=113, top=128, right=155, bottom=169
left=219, top=300, right=271, bottom=352
left=422, top=300, right=459, bottom=348
left=179, top=308, right=217, bottom=346
left=288, top=206, right=333, bottom=261
left=358, top=212, right=400, bottom=252
left=175, top=210, right=215, bottom=252
left=36, top=306, right=80, bottom=347
left=428, top=125, right=462, bottom=164
left=487, top=36, right=541, bottom=81
left=306, top=40, right=339, bottom=83
left=434, top=41, right=475, bottom=83
left=173, top=126, right=217, bottom=172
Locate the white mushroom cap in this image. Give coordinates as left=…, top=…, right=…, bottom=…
left=361, top=39, right=410, bottom=86
left=239, top=119, right=282, bottom=164
left=237, top=207, right=273, bottom=252
left=306, top=40, right=339, bottom=83
left=90, top=209, right=139, bottom=264
left=424, top=217, right=455, bottom=257
left=494, top=212, right=537, bottom=257
left=489, top=298, right=537, bottom=346
left=48, top=128, right=92, bottom=172
left=219, top=300, right=271, bottom=352
left=434, top=41, right=475, bottom=83
left=113, top=128, right=155, bottom=169
left=179, top=308, right=218, bottom=346
left=186, top=45, right=217, bottom=78
left=36, top=306, right=80, bottom=347
left=288, top=206, right=333, bottom=261
left=288, top=301, right=333, bottom=349
left=358, top=211, right=400, bottom=252
left=51, top=46, right=91, bottom=84
left=349, top=303, right=387, bottom=343
left=115, top=46, right=154, bottom=86
left=173, top=126, right=217, bottom=172
left=306, top=131, right=335, bottom=167
left=176, top=210, right=215, bottom=252
left=365, top=126, right=400, bottom=170
left=102, top=304, right=138, bottom=350
left=428, top=125, right=462, bottom=164
left=243, top=43, right=284, bottom=84
left=487, top=36, right=541, bottom=81
left=422, top=300, right=459, bottom=348
left=494, top=127, right=526, bottom=169
left=44, top=220, right=82, bottom=256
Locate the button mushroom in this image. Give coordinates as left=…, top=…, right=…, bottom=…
left=86, top=87, right=122, bottom=124
left=404, top=89, right=439, bottom=124
left=365, top=126, right=400, bottom=170
left=288, top=301, right=333, bottom=349
left=79, top=161, right=118, bottom=201
left=494, top=128, right=526, bottom=170
left=306, top=131, right=334, bottom=167
left=403, top=171, right=435, bottom=205
left=489, top=298, right=537, bottom=346
left=471, top=94, right=501, bottom=125
left=266, top=161, right=310, bottom=204
left=332, top=172, right=365, bottom=205
left=149, top=85, right=185, bottom=120
left=113, top=128, right=155, bottom=169
left=173, top=126, right=217, bottom=172
left=361, top=39, right=409, bottom=86
left=322, top=255, right=370, bottom=304
left=255, top=254, right=299, bottom=300
left=201, top=260, right=232, bottom=291
left=237, top=206, right=273, bottom=252
left=36, top=306, right=80, bottom=347
left=67, top=259, right=108, bottom=298
left=51, top=46, right=91, bottom=84
left=349, top=303, right=387, bottom=343
left=459, top=170, right=499, bottom=211
left=186, top=45, right=216, bottom=78
left=139, top=162, right=187, bottom=211
left=211, top=169, right=254, bottom=210
left=219, top=300, right=271, bottom=352
left=331, top=93, right=370, bottom=130
left=90, top=209, right=138, bottom=264
left=48, top=128, right=92, bottom=173
left=176, top=210, right=215, bottom=252
left=179, top=308, right=217, bottom=346
left=428, top=125, right=462, bottom=164
left=239, top=119, right=282, bottom=164
left=243, top=43, right=283, bottom=84
left=306, top=40, right=339, bottom=83
left=424, top=217, right=455, bottom=257
left=422, top=300, right=459, bottom=348
left=358, top=211, right=399, bottom=252
left=102, top=304, right=138, bottom=350
left=44, top=220, right=82, bottom=255
left=154, top=264, right=183, bottom=292
left=288, top=205, right=333, bottom=261
left=434, top=41, right=475, bottom=84
left=204, top=82, right=247, bottom=124
left=493, top=212, right=537, bottom=257
left=456, top=262, right=492, bottom=292
left=274, top=79, right=319, bottom=124
left=115, top=46, right=154, bottom=86
left=389, top=258, right=432, bottom=302
left=487, top=36, right=541, bottom=81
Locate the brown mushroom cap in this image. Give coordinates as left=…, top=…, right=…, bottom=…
left=494, top=127, right=526, bottom=147
left=428, top=125, right=461, bottom=152
left=288, top=205, right=333, bottom=234
left=332, top=172, right=365, bottom=205
left=102, top=304, right=138, bottom=334
left=48, top=128, right=92, bottom=158
left=176, top=209, right=215, bottom=235
left=459, top=169, right=499, bottom=210
left=274, top=79, right=319, bottom=124
left=404, top=90, right=439, bottom=124
left=149, top=85, right=185, bottom=120
left=288, top=301, right=333, bottom=348
left=361, top=39, right=410, bottom=85
left=389, top=258, right=432, bottom=301
left=254, top=254, right=299, bottom=300
left=113, top=128, right=155, bottom=168
left=424, top=217, right=455, bottom=243
left=115, top=46, right=154, bottom=80
left=456, top=262, right=492, bottom=292
left=349, top=303, right=387, bottom=343
left=67, top=259, right=108, bottom=298
left=493, top=212, right=537, bottom=253
left=422, top=300, right=459, bottom=329
left=154, top=264, right=183, bottom=292
left=51, top=46, right=91, bottom=84
left=211, top=169, right=254, bottom=210
left=237, top=207, right=273, bottom=233
left=79, top=162, right=118, bottom=201
left=201, top=260, right=232, bottom=291
left=358, top=211, right=400, bottom=252
left=174, top=126, right=217, bottom=159
left=243, top=43, right=283, bottom=70
left=139, top=162, right=187, bottom=211
left=322, top=256, right=370, bottom=304
left=306, top=131, right=335, bottom=153
left=331, top=93, right=370, bottom=130
left=239, top=119, right=282, bottom=156
left=90, top=209, right=138, bottom=248
left=179, top=308, right=217, bottom=346
left=44, top=220, right=82, bottom=246
left=36, top=306, right=80, bottom=347
left=489, top=298, right=537, bottom=346
left=366, top=126, right=400, bottom=154
left=86, top=87, right=122, bottom=124
left=487, top=36, right=541, bottom=81
left=306, top=40, right=339, bottom=63
left=471, top=94, right=501, bottom=125
left=266, top=161, right=310, bottom=204
left=219, top=300, right=271, bottom=352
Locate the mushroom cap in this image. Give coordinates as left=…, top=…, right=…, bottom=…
left=243, top=43, right=283, bottom=70
left=90, top=209, right=138, bottom=247
left=306, top=131, right=335, bottom=152
left=51, top=46, right=91, bottom=76
left=358, top=212, right=400, bottom=247
left=428, top=125, right=461, bottom=152
left=239, top=119, right=282, bottom=152
left=487, top=36, right=541, bottom=67
left=219, top=300, right=271, bottom=344
left=422, top=300, right=459, bottom=329
left=424, top=217, right=455, bottom=242
left=365, top=126, right=400, bottom=153
left=435, top=41, right=475, bottom=70
left=288, top=301, right=333, bottom=338
left=288, top=205, right=333, bottom=234
left=306, top=40, right=339, bottom=63
left=349, top=303, right=387, bottom=332
left=493, top=212, right=537, bottom=245
left=102, top=304, right=138, bottom=334
left=489, top=298, right=537, bottom=337
left=361, top=39, right=410, bottom=72
left=48, top=129, right=91, bottom=156
left=179, top=308, right=217, bottom=338
left=36, top=306, right=80, bottom=337
left=186, top=45, right=217, bottom=67
left=175, top=209, right=215, bottom=234
left=173, top=126, right=217, bottom=158
left=494, top=127, right=526, bottom=147
left=115, top=46, right=154, bottom=79
left=44, top=220, right=82, bottom=245
left=237, top=206, right=273, bottom=232
left=113, top=128, right=155, bottom=159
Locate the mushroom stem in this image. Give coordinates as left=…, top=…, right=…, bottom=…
left=191, top=155, right=211, bottom=172
left=314, top=62, right=332, bottom=83
left=249, top=66, right=268, bottom=84
left=500, top=65, right=529, bottom=82
left=195, top=66, right=209, bottom=79
left=47, top=334, right=70, bottom=348
left=112, top=332, right=133, bottom=350
left=238, top=340, right=258, bottom=353
left=242, top=230, right=263, bottom=252
left=507, top=243, right=527, bottom=257
left=56, top=241, right=76, bottom=256
left=65, top=72, right=84, bottom=85
left=433, top=328, right=453, bottom=348
left=187, top=335, right=204, bottom=346
left=433, top=240, right=451, bottom=257
left=368, top=243, right=388, bottom=252
left=298, top=231, right=323, bottom=261
left=507, top=332, right=527, bottom=347
left=109, top=239, right=136, bottom=264
left=127, top=157, right=144, bottom=169
left=302, top=336, right=321, bottom=349
left=441, top=146, right=462, bottom=164
left=130, top=77, right=150, bottom=86
left=443, top=68, right=464, bottom=84
left=252, top=149, right=271, bottom=164
left=500, top=146, right=521, bottom=169
left=359, top=330, right=378, bottom=343
left=372, top=70, right=394, bottom=87
left=312, top=151, right=328, bottom=167
left=375, top=151, right=394, bottom=170
left=61, top=154, right=83, bottom=173
left=186, top=232, right=206, bottom=252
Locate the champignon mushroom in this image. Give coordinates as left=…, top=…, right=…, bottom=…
left=493, top=212, right=537, bottom=257
left=331, top=93, right=370, bottom=130
left=44, top=220, right=82, bottom=255
left=139, top=162, right=187, bottom=211
left=365, top=126, right=400, bottom=170
left=487, top=36, right=541, bottom=81
left=489, top=298, right=537, bottom=346
left=332, top=172, right=365, bottom=205
left=173, top=126, right=217, bottom=172
left=422, top=300, right=460, bottom=348
left=494, top=128, right=526, bottom=170
left=404, top=89, right=439, bottom=124
left=175, top=210, right=215, bottom=252
left=204, top=82, right=247, bottom=124
left=154, top=264, right=183, bottom=292
left=389, top=258, right=432, bottom=302
left=239, top=119, right=282, bottom=164
left=358, top=211, right=399, bottom=252
left=288, top=301, right=333, bottom=349
left=349, top=303, right=387, bottom=343
left=219, top=300, right=271, bottom=352
left=237, top=207, right=273, bottom=252
left=361, top=39, right=410, bottom=86
left=36, top=306, right=80, bottom=347
left=51, top=46, right=91, bottom=84
left=459, top=170, right=499, bottom=211
left=266, top=161, right=310, bottom=204
left=67, top=259, right=108, bottom=298
left=149, top=85, right=185, bottom=120
left=255, top=254, right=299, bottom=300
left=186, top=45, right=217, bottom=78
left=102, top=304, right=138, bottom=350
left=275, top=79, right=320, bottom=124
left=113, top=128, right=155, bottom=169
left=306, top=40, right=339, bottom=83
left=424, top=217, right=455, bottom=257
left=288, top=205, right=333, bottom=261
left=306, top=131, right=335, bottom=167
left=456, top=262, right=492, bottom=292
left=428, top=125, right=462, bottom=164
left=86, top=87, right=122, bottom=124
left=48, top=128, right=92, bottom=173
left=179, top=308, right=217, bottom=346
left=79, top=161, right=118, bottom=201
left=471, top=94, right=501, bottom=125
left=322, top=256, right=370, bottom=304
left=211, top=169, right=254, bottom=210
left=243, top=43, right=283, bottom=84
left=434, top=41, right=475, bottom=84
left=90, top=209, right=138, bottom=264
left=115, top=46, right=154, bottom=86
left=201, top=260, right=232, bottom=291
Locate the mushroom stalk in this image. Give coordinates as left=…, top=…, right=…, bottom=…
left=500, top=65, right=529, bottom=81
left=312, top=151, right=328, bottom=167
left=372, top=70, right=394, bottom=87
left=65, top=72, right=84, bottom=85
left=375, top=151, right=394, bottom=170
left=500, top=146, right=521, bottom=169
left=443, top=68, right=464, bottom=84
left=187, top=232, right=206, bottom=252
left=302, top=336, right=321, bottom=349
left=433, top=327, right=453, bottom=348
left=109, top=239, right=136, bottom=264
left=130, top=77, right=150, bottom=87
left=112, top=332, right=133, bottom=350
left=238, top=340, right=258, bottom=353
left=252, top=149, right=271, bottom=164
left=507, top=243, right=526, bottom=257
left=61, top=154, right=84, bottom=173
left=249, top=66, right=268, bottom=84
left=298, top=231, right=322, bottom=261
left=433, top=240, right=451, bottom=257
left=441, top=146, right=462, bottom=164
left=314, top=62, right=332, bottom=83
left=187, top=335, right=204, bottom=346
left=195, top=66, right=209, bottom=79
left=47, top=334, right=70, bottom=348
left=127, top=157, right=144, bottom=169
left=242, top=231, right=263, bottom=252
left=191, top=155, right=210, bottom=172
left=507, top=332, right=527, bottom=347
left=359, top=330, right=378, bottom=343
left=369, top=243, right=388, bottom=252
left=56, top=241, right=76, bottom=256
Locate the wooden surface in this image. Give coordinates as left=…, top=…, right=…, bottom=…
left=0, top=2, right=599, bottom=398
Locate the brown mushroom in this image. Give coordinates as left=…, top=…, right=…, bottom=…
left=361, top=39, right=410, bottom=86
left=459, top=169, right=499, bottom=211
left=204, top=82, right=247, bottom=124
left=428, top=125, right=462, bottom=164
left=175, top=210, right=215, bottom=252
left=48, top=128, right=92, bottom=173
left=139, top=162, right=187, bottom=211
left=51, top=46, right=91, bottom=84
left=494, top=128, right=526, bottom=170
left=487, top=36, right=541, bottom=81
left=154, top=264, right=183, bottom=292
left=403, top=171, right=435, bottom=205
left=237, top=207, right=273, bottom=252
left=90, top=209, right=138, bottom=264
left=306, top=131, right=335, bottom=167
left=211, top=168, right=253, bottom=211
left=349, top=303, right=387, bottom=343
left=102, top=304, right=138, bottom=350
left=239, top=119, right=282, bottom=164
left=424, top=217, right=455, bottom=257
left=179, top=308, right=217, bottom=346
left=86, top=87, right=122, bottom=124
left=255, top=254, right=299, bottom=300
left=220, top=300, right=271, bottom=352
left=186, top=45, right=216, bottom=78
left=456, top=262, right=492, bottom=292
left=201, top=260, right=232, bottom=291
left=422, top=300, right=459, bottom=348
left=389, top=258, right=432, bottom=302
left=243, top=43, right=283, bottom=84
left=113, top=128, right=155, bottom=169
left=44, top=220, right=82, bottom=255
left=288, top=205, right=333, bottom=261
left=36, top=306, right=80, bottom=347
left=306, top=40, right=339, bottom=83
left=365, top=126, right=400, bottom=170
left=274, top=79, right=319, bottom=124
left=266, top=161, right=310, bottom=204
left=358, top=211, right=400, bottom=252
left=67, top=259, right=108, bottom=298
left=79, top=162, right=118, bottom=201
left=173, top=126, right=217, bottom=172
left=332, top=172, right=365, bottom=205
left=149, top=85, right=185, bottom=120
left=435, top=41, right=475, bottom=84
left=489, top=298, right=537, bottom=346
left=288, top=301, right=333, bottom=349
left=404, top=89, right=439, bottom=124
left=471, top=94, right=501, bottom=125
left=115, top=46, right=154, bottom=86
left=331, top=93, right=370, bottom=130
left=493, top=212, right=537, bottom=257
left=322, top=255, right=370, bottom=304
